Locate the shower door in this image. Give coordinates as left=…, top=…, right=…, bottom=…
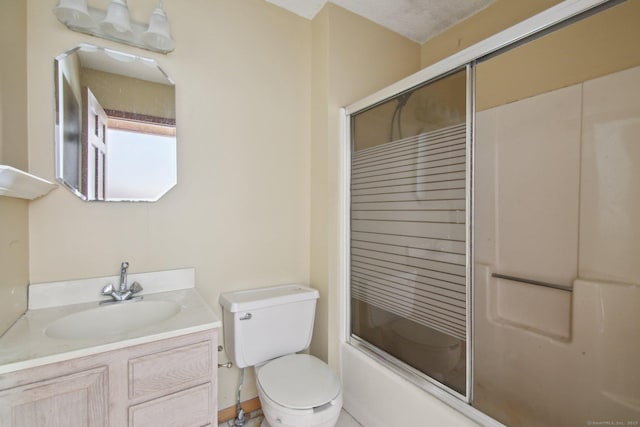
left=348, top=67, right=472, bottom=398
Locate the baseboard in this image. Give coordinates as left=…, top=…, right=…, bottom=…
left=218, top=397, right=262, bottom=423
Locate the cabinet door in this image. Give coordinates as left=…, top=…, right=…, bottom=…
left=0, top=367, right=108, bottom=427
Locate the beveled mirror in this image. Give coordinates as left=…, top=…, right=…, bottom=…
left=54, top=44, right=176, bottom=201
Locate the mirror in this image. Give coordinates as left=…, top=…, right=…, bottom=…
left=54, top=44, right=176, bottom=202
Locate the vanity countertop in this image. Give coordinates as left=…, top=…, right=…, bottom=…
left=0, top=268, right=221, bottom=375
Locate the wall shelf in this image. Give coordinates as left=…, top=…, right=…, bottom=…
left=0, top=165, right=57, bottom=200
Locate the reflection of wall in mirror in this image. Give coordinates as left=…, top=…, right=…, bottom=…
left=57, top=50, right=85, bottom=196
left=81, top=68, right=175, bottom=119
left=61, top=76, right=81, bottom=193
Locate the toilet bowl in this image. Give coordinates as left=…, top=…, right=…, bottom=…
left=219, top=284, right=343, bottom=427
left=255, top=354, right=342, bottom=427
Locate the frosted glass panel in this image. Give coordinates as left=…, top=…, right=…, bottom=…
left=350, top=69, right=468, bottom=395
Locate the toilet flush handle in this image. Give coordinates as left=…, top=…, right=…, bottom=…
left=240, top=313, right=252, bottom=320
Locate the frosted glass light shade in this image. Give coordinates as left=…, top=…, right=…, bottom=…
left=142, top=6, right=175, bottom=52
left=100, top=0, right=133, bottom=38
left=54, top=0, right=93, bottom=29
left=53, top=0, right=175, bottom=54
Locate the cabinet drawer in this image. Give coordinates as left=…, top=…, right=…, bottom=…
left=129, top=341, right=212, bottom=401
left=129, top=383, right=213, bottom=427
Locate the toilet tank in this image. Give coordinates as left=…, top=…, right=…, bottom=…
left=219, top=284, right=319, bottom=368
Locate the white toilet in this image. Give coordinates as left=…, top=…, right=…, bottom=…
left=219, top=284, right=343, bottom=427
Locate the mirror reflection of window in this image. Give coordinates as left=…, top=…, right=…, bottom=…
left=105, top=115, right=176, bottom=201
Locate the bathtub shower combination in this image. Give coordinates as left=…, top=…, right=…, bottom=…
left=343, top=1, right=640, bottom=426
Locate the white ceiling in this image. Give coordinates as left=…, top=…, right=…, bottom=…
left=265, top=0, right=495, bottom=44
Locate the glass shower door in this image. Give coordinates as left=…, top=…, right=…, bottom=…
left=349, top=67, right=471, bottom=397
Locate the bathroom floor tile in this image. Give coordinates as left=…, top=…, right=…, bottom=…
left=336, top=409, right=363, bottom=427
left=218, top=415, right=264, bottom=427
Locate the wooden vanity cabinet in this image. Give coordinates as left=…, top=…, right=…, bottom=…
left=0, top=366, right=109, bottom=427
left=0, top=329, right=217, bottom=427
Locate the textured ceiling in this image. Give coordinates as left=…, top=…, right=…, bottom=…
left=265, top=0, right=495, bottom=43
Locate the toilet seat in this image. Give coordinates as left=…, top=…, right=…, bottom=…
left=256, top=354, right=341, bottom=410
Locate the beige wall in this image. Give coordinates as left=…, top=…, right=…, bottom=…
left=420, top=0, right=640, bottom=111
left=1, top=0, right=29, bottom=170
left=420, top=0, right=562, bottom=68
left=0, top=0, right=30, bottom=335
left=309, top=7, right=331, bottom=363
left=0, top=198, right=29, bottom=335
left=27, top=0, right=311, bottom=410
left=309, top=4, right=420, bottom=368
left=476, top=0, right=640, bottom=110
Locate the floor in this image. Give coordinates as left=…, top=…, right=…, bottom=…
left=218, top=409, right=362, bottom=427
left=336, top=409, right=363, bottom=426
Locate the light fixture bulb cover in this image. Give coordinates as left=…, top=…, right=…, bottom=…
left=142, top=6, right=175, bottom=52
left=100, top=0, right=133, bottom=38
left=54, top=0, right=93, bottom=29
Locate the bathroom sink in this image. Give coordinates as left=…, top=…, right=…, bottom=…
left=45, top=300, right=181, bottom=340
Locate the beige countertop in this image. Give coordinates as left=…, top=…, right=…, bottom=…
left=0, top=268, right=221, bottom=375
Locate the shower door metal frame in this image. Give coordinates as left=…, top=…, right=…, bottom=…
left=346, top=63, right=474, bottom=402
left=339, top=0, right=622, bottom=423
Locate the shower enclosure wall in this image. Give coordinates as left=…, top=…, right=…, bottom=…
left=343, top=1, right=640, bottom=426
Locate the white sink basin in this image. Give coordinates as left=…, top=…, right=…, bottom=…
left=45, top=300, right=181, bottom=340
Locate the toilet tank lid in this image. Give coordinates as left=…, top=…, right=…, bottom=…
left=219, top=284, right=319, bottom=312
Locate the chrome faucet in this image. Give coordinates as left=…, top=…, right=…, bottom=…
left=119, top=261, right=129, bottom=293
left=101, top=261, right=143, bottom=302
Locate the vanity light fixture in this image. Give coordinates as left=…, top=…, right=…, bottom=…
left=53, top=0, right=93, bottom=28
left=53, top=0, right=175, bottom=54
left=142, top=2, right=175, bottom=52
left=100, top=0, right=133, bottom=39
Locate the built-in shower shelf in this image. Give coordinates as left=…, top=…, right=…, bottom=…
left=0, top=165, right=57, bottom=200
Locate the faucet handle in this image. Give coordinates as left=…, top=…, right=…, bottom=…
left=129, top=281, right=143, bottom=294
left=101, top=283, right=115, bottom=296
